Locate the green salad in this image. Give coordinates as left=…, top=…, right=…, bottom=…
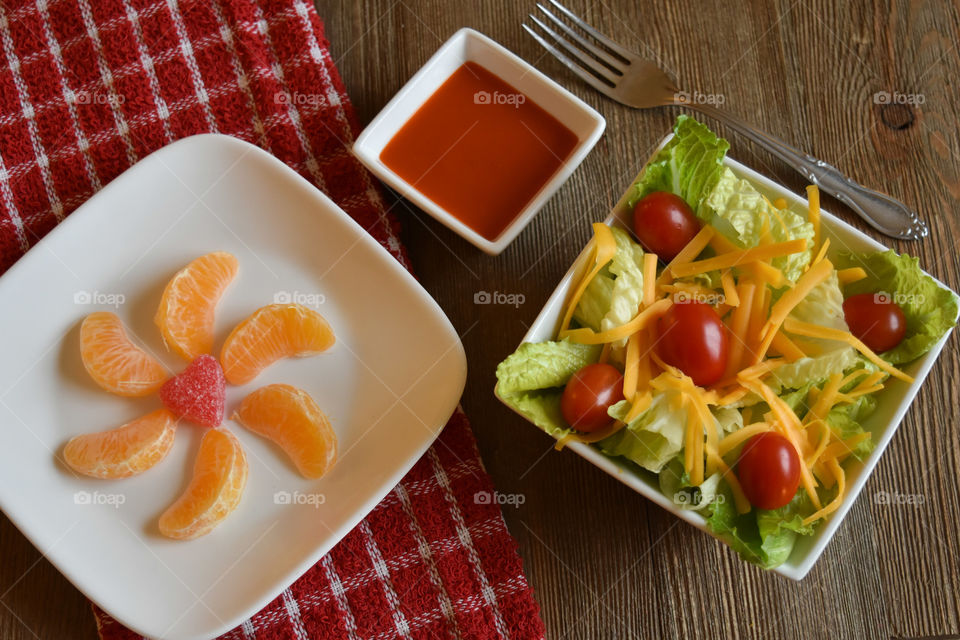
left=495, top=116, right=958, bottom=568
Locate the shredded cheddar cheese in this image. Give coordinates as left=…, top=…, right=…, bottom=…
left=721, top=270, right=740, bottom=307
left=559, top=223, right=616, bottom=334
left=807, top=185, right=821, bottom=254
left=561, top=298, right=672, bottom=345
left=670, top=238, right=809, bottom=278
left=837, top=267, right=867, bottom=284
left=782, top=317, right=914, bottom=383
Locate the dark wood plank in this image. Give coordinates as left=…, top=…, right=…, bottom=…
left=318, top=1, right=960, bottom=639
left=2, top=1, right=958, bottom=638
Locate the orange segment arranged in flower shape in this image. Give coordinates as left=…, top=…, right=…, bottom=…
left=80, top=312, right=168, bottom=397
left=158, top=427, right=248, bottom=540
left=220, top=303, right=335, bottom=385
left=66, top=254, right=338, bottom=540
left=64, top=409, right=178, bottom=479
left=234, top=384, right=337, bottom=479
left=155, top=251, right=238, bottom=361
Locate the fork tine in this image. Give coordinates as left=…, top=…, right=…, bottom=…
left=527, top=15, right=618, bottom=85
left=535, top=3, right=625, bottom=74
left=546, top=0, right=635, bottom=63
left=522, top=23, right=615, bottom=96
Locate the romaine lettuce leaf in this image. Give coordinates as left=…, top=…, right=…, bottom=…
left=499, top=389, right=570, bottom=438
left=836, top=249, right=959, bottom=364
left=755, top=490, right=817, bottom=566
left=628, top=115, right=729, bottom=211
left=600, top=395, right=686, bottom=473
left=768, top=347, right=859, bottom=392
left=825, top=403, right=875, bottom=461
left=703, top=484, right=767, bottom=566
left=573, top=272, right=614, bottom=331
left=495, top=340, right=600, bottom=396
left=788, top=270, right=848, bottom=330
left=600, top=227, right=647, bottom=336
left=700, top=167, right=814, bottom=282
left=658, top=459, right=725, bottom=511
left=704, top=485, right=819, bottom=569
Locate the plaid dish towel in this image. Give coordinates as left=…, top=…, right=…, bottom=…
left=0, top=0, right=546, bottom=638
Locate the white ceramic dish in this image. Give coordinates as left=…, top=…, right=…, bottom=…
left=0, top=134, right=467, bottom=639
left=497, top=132, right=957, bottom=580
left=353, top=27, right=606, bottom=255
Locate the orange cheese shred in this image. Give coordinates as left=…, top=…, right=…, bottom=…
left=782, top=317, right=914, bottom=383
left=670, top=238, right=809, bottom=278
left=658, top=226, right=715, bottom=285
left=559, top=223, right=616, bottom=333
left=837, top=267, right=867, bottom=285
left=807, top=185, right=821, bottom=255
left=642, top=252, right=658, bottom=307
left=737, top=261, right=786, bottom=288
left=622, top=330, right=641, bottom=401
left=723, top=282, right=756, bottom=379
left=561, top=298, right=672, bottom=345
left=720, top=270, right=739, bottom=307
left=802, top=458, right=844, bottom=526
left=770, top=330, right=806, bottom=362
left=718, top=422, right=773, bottom=456
left=753, top=258, right=833, bottom=363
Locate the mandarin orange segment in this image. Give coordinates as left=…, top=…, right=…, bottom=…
left=155, top=252, right=238, bottom=361
left=80, top=312, right=168, bottom=397
left=220, top=304, right=335, bottom=385
left=233, top=384, right=337, bottom=479
left=63, top=409, right=178, bottom=479
left=158, top=427, right=247, bottom=540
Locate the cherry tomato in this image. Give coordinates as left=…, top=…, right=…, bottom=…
left=842, top=292, right=907, bottom=353
left=632, top=191, right=701, bottom=261
left=736, top=432, right=801, bottom=510
left=561, top=363, right=624, bottom=432
left=656, top=301, right=728, bottom=387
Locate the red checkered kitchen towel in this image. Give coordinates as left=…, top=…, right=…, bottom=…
left=0, top=0, right=546, bottom=638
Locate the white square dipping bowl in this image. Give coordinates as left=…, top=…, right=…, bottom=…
left=353, top=28, right=606, bottom=255
left=497, top=132, right=958, bottom=580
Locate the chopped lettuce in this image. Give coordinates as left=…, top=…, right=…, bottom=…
left=701, top=167, right=814, bottom=282
left=500, top=389, right=570, bottom=438
left=495, top=340, right=601, bottom=396
left=628, top=115, right=729, bottom=211
left=703, top=486, right=819, bottom=569
left=659, top=459, right=725, bottom=511
left=755, top=491, right=817, bottom=566
left=573, top=272, right=614, bottom=331
left=825, top=396, right=876, bottom=461
left=601, top=228, right=646, bottom=326
left=769, top=271, right=857, bottom=391
left=600, top=395, right=686, bottom=473
left=496, top=340, right=602, bottom=438
left=788, top=270, right=847, bottom=330
left=703, top=484, right=767, bottom=566
left=712, top=405, right=744, bottom=434
left=836, top=249, right=959, bottom=364
left=768, top=345, right=860, bottom=392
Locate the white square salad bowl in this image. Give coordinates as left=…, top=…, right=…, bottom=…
left=497, top=132, right=957, bottom=580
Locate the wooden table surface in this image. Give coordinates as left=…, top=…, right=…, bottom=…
left=3, top=1, right=959, bottom=639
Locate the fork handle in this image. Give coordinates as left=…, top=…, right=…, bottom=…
left=684, top=103, right=928, bottom=240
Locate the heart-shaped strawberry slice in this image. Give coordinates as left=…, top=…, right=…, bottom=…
left=159, top=355, right=226, bottom=427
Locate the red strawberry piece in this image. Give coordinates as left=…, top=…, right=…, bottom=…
left=159, top=355, right=226, bottom=427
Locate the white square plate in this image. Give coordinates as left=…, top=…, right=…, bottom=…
left=498, top=132, right=957, bottom=580
left=0, top=134, right=467, bottom=639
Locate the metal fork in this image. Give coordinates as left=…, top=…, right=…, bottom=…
left=523, top=0, right=928, bottom=240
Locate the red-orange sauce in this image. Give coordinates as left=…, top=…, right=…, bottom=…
left=380, top=61, right=578, bottom=241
